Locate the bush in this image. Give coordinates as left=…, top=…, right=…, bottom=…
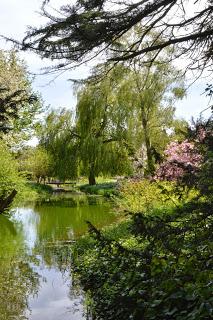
left=0, top=142, right=48, bottom=210
left=0, top=141, right=33, bottom=209
left=0, top=141, right=22, bottom=198
left=74, top=197, right=213, bottom=320
left=116, top=179, right=198, bottom=214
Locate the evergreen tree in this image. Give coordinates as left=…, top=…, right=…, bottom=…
left=0, top=51, right=40, bottom=140
left=19, top=1, right=213, bottom=73
left=0, top=50, right=41, bottom=212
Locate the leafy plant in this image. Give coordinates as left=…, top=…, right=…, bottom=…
left=74, top=195, right=213, bottom=320
left=116, top=179, right=197, bottom=214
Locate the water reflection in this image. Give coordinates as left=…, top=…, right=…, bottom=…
left=0, top=215, right=40, bottom=320
left=0, top=194, right=116, bottom=320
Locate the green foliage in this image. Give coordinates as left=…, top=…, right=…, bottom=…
left=198, top=152, right=213, bottom=195
left=0, top=141, right=42, bottom=210
left=37, top=108, right=78, bottom=180
left=115, top=47, right=186, bottom=175
left=74, top=219, right=131, bottom=256
left=116, top=179, right=198, bottom=214
left=0, top=141, right=24, bottom=198
left=79, top=182, right=117, bottom=197
left=74, top=195, right=213, bottom=320
left=74, top=57, right=186, bottom=181
left=75, top=65, right=133, bottom=184
left=28, top=182, right=53, bottom=200
left=191, top=116, right=213, bottom=196
left=117, top=179, right=165, bottom=213
left=0, top=50, right=41, bottom=146
left=0, top=50, right=42, bottom=211
left=21, top=146, right=53, bottom=182
left=31, top=53, right=187, bottom=184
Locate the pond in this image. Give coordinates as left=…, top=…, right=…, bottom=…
left=0, top=194, right=116, bottom=320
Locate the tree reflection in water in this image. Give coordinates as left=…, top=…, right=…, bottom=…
left=0, top=194, right=116, bottom=319
left=0, top=214, right=40, bottom=320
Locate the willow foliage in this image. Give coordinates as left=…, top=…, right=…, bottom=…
left=76, top=65, right=133, bottom=183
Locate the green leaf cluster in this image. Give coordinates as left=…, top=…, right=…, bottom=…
left=0, top=140, right=24, bottom=198
left=0, top=50, right=42, bottom=147
left=74, top=194, right=212, bottom=320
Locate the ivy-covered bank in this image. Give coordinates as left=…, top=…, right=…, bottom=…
left=72, top=119, right=213, bottom=320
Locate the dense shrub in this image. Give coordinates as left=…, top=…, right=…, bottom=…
left=0, top=141, right=41, bottom=210
left=74, top=197, right=212, bottom=320
left=0, top=141, right=21, bottom=198
left=116, top=179, right=197, bottom=213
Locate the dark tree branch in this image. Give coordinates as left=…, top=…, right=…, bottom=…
left=110, top=29, right=213, bottom=61
left=2, top=0, right=212, bottom=75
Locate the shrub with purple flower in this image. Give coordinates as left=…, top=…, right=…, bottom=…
left=155, top=140, right=203, bottom=181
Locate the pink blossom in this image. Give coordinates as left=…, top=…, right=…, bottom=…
left=155, top=140, right=203, bottom=181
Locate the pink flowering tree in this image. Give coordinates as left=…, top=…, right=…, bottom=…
left=155, top=140, right=203, bottom=181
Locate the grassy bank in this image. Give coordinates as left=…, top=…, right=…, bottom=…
left=79, top=182, right=118, bottom=197
left=26, top=182, right=53, bottom=201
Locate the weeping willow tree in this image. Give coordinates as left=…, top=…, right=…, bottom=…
left=114, top=44, right=186, bottom=175
left=75, top=65, right=133, bottom=185
left=0, top=215, right=40, bottom=319
left=37, top=108, right=79, bottom=181
left=75, top=51, right=186, bottom=182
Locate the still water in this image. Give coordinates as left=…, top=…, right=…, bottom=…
left=0, top=194, right=116, bottom=320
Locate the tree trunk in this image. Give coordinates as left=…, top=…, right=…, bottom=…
left=88, top=166, right=96, bottom=185
left=0, top=189, right=17, bottom=214
left=142, top=115, right=155, bottom=176
left=144, top=132, right=155, bottom=175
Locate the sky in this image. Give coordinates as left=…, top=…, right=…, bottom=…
left=0, top=0, right=212, bottom=123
